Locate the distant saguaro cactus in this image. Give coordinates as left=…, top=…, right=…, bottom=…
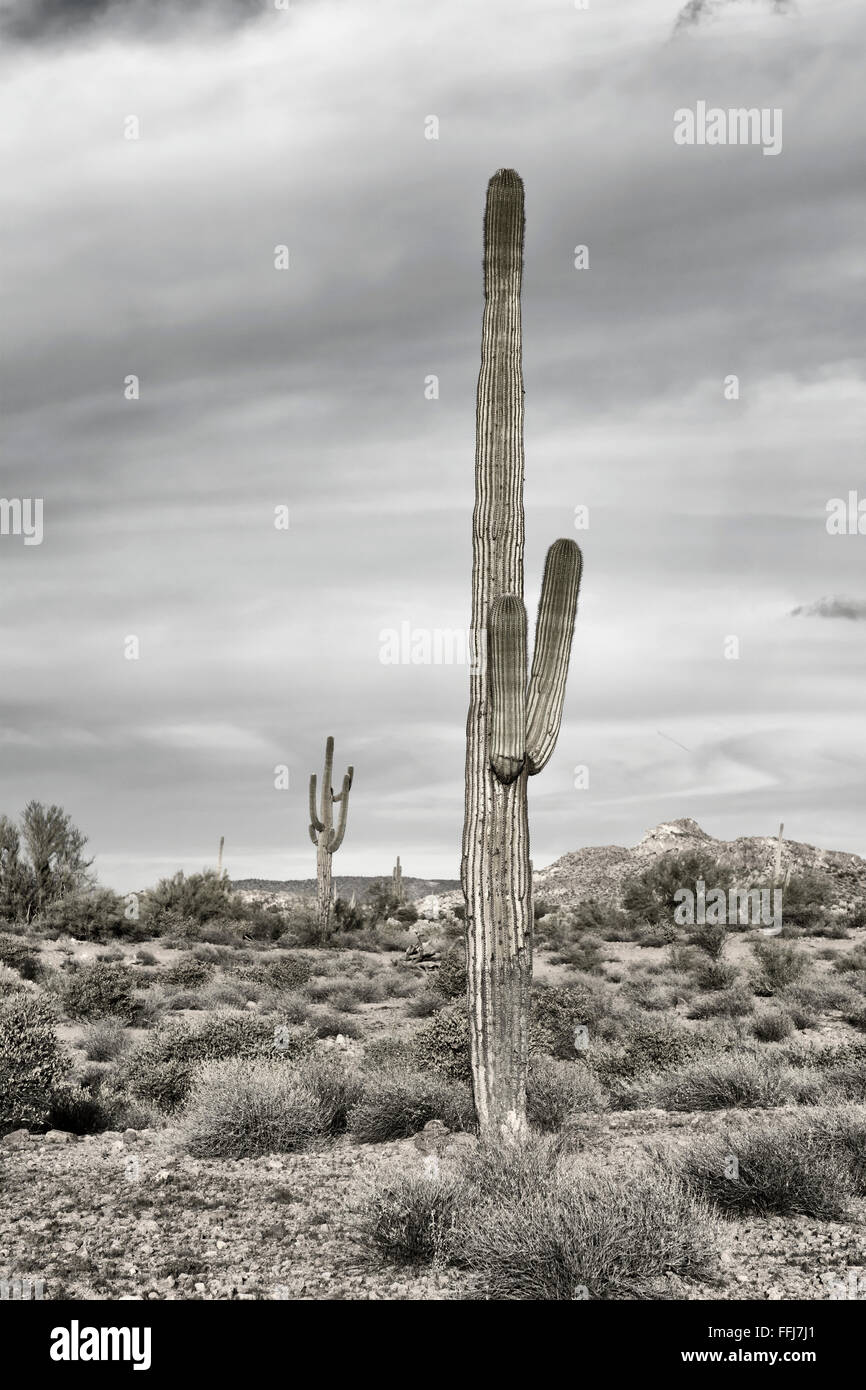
left=308, top=736, right=353, bottom=935
left=392, top=855, right=404, bottom=903
left=461, top=170, right=583, bottom=1140
left=217, top=836, right=224, bottom=877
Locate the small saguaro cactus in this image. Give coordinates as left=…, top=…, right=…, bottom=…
left=308, top=736, right=353, bottom=935
left=392, top=855, right=404, bottom=903
left=461, top=170, right=583, bottom=1141
left=217, top=836, right=225, bottom=877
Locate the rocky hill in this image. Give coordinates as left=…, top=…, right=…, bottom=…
left=533, top=818, right=866, bottom=910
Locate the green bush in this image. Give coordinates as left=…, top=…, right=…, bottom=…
left=82, top=1016, right=131, bottom=1061
left=0, top=932, right=42, bottom=981
left=413, top=1000, right=471, bottom=1081
left=694, top=960, right=737, bottom=992
left=362, top=1171, right=460, bottom=1265
left=443, top=1140, right=718, bottom=1299
left=751, top=1009, right=794, bottom=1043
left=530, top=982, right=603, bottom=1059
left=160, top=956, right=213, bottom=987
left=36, top=888, right=130, bottom=942
left=751, top=940, right=809, bottom=995
left=238, top=953, right=312, bottom=992
left=183, top=1057, right=328, bottom=1158
left=0, top=993, right=71, bottom=1130
left=60, top=961, right=136, bottom=1022
left=143, top=870, right=236, bottom=928
left=644, top=1053, right=792, bottom=1112
left=348, top=1070, right=474, bottom=1143
left=622, top=851, right=731, bottom=928
left=433, top=945, right=467, bottom=1000
left=678, top=1116, right=853, bottom=1219
left=526, top=1056, right=606, bottom=1131
left=592, top=1015, right=706, bottom=1086
left=126, top=1011, right=314, bottom=1112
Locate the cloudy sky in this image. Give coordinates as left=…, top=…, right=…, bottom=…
left=1, top=0, right=864, bottom=890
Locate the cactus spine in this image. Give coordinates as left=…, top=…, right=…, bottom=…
left=308, top=736, right=353, bottom=935
left=461, top=170, right=582, bottom=1140
left=392, top=855, right=404, bottom=903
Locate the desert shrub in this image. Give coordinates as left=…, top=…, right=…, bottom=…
left=36, top=888, right=130, bottom=942
left=394, top=904, right=419, bottom=925
left=82, top=1016, right=131, bottom=1062
left=549, top=935, right=605, bottom=974
left=332, top=897, right=365, bottom=932
left=694, top=960, right=738, bottom=992
left=783, top=979, right=860, bottom=1015
left=526, top=1056, right=606, bottom=1131
left=413, top=1000, right=471, bottom=1082
left=365, top=881, right=401, bottom=925
left=0, top=932, right=43, bottom=980
left=348, top=1070, right=474, bottom=1143
left=364, top=1037, right=417, bottom=1070
left=143, top=870, right=235, bottom=928
left=362, top=1170, right=461, bottom=1265
left=308, top=1009, right=362, bottom=1039
left=644, top=1053, right=791, bottom=1112
left=0, top=993, right=71, bottom=1130
left=751, top=940, right=809, bottom=995
left=592, top=1015, right=706, bottom=1086
left=183, top=1057, right=328, bottom=1158
left=687, top=986, right=754, bottom=1020
left=622, top=850, right=731, bottom=928
left=832, top=945, right=866, bottom=975
left=688, top=923, right=729, bottom=960
left=530, top=983, right=603, bottom=1059
left=47, top=1082, right=110, bottom=1135
left=135, top=949, right=158, bottom=966
left=778, top=872, right=833, bottom=932
left=750, top=1009, right=794, bottom=1043
left=404, top=989, right=443, bottom=1019
left=237, top=953, right=312, bottom=992
left=160, top=956, right=213, bottom=988
left=295, top=1054, right=364, bottom=1134
left=126, top=1011, right=314, bottom=1112
left=678, top=1117, right=852, bottom=1219
left=434, top=945, right=467, bottom=1000
left=567, top=898, right=635, bottom=941
left=442, top=1140, right=717, bottom=1299
left=60, top=961, right=136, bottom=1022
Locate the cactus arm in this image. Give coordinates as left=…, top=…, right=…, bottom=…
left=332, top=764, right=353, bottom=802
left=308, top=824, right=319, bottom=846
left=488, top=594, right=527, bottom=784
left=328, top=773, right=352, bottom=851
left=525, top=538, right=582, bottom=775
left=309, top=775, right=324, bottom=832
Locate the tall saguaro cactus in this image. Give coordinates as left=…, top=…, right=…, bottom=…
left=308, top=736, right=353, bottom=935
left=392, top=855, right=404, bottom=903
left=461, top=170, right=583, bottom=1140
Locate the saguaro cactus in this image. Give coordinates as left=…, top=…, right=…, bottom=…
left=392, top=855, right=404, bottom=903
left=461, top=170, right=583, bottom=1140
left=308, top=736, right=353, bottom=935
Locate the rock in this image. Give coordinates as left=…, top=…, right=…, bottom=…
left=44, top=1129, right=74, bottom=1144
left=122, top=1129, right=139, bottom=1143
left=1, top=1129, right=31, bottom=1147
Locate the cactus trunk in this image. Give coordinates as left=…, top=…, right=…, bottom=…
left=462, top=170, right=532, bottom=1141
left=461, top=171, right=582, bottom=1142
left=308, top=736, right=353, bottom=937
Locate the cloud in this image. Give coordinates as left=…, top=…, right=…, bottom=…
left=790, top=596, right=866, bottom=621
left=1, top=0, right=864, bottom=888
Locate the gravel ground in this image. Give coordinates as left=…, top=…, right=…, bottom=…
left=3, top=1107, right=865, bottom=1302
